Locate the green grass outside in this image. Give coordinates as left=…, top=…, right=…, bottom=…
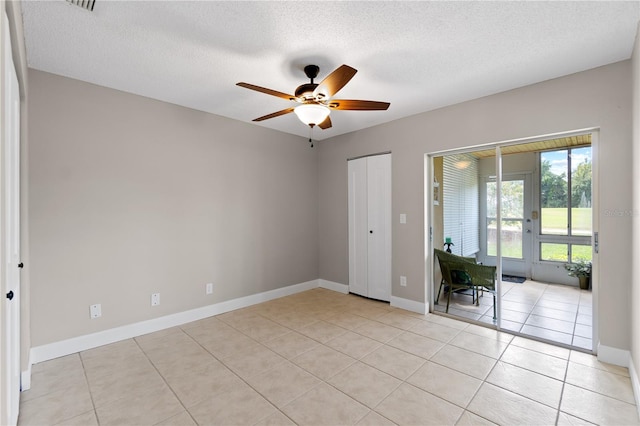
left=487, top=240, right=521, bottom=258
left=541, top=208, right=591, bottom=234
left=541, top=243, right=592, bottom=262
left=486, top=207, right=592, bottom=262
left=488, top=240, right=591, bottom=262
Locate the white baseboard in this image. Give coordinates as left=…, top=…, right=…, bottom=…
left=318, top=279, right=349, bottom=294
left=29, top=279, right=320, bottom=365
left=21, top=364, right=31, bottom=391
left=629, top=357, right=640, bottom=419
left=597, top=343, right=630, bottom=368
left=390, top=296, right=426, bottom=314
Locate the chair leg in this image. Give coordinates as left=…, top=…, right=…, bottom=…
left=446, top=286, right=452, bottom=313
left=435, top=281, right=445, bottom=305
left=492, top=293, right=496, bottom=320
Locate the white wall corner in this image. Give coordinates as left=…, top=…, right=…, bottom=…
left=597, top=343, right=630, bottom=368
left=390, top=296, right=426, bottom=314
left=28, top=279, right=320, bottom=366
left=629, top=357, right=640, bottom=420
left=318, top=279, right=349, bottom=294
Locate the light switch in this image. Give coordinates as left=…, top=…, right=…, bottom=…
left=400, top=214, right=407, bottom=224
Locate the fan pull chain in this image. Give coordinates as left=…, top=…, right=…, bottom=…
left=308, top=125, right=314, bottom=148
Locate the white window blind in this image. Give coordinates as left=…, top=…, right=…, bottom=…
left=443, top=154, right=480, bottom=257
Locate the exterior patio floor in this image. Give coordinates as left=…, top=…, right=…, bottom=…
left=434, top=279, right=592, bottom=351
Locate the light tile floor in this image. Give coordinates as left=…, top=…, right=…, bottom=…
left=434, top=279, right=593, bottom=350
left=19, top=288, right=637, bottom=426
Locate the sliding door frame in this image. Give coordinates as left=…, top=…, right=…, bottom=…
left=425, top=128, right=598, bottom=353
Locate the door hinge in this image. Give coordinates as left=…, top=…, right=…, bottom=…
left=594, top=232, right=599, bottom=254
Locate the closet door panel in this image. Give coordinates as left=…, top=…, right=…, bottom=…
left=348, top=158, right=368, bottom=297
left=366, top=154, right=392, bottom=301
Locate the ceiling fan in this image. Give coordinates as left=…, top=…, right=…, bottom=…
left=236, top=64, right=390, bottom=130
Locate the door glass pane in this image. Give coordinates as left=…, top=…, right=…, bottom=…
left=487, top=219, right=497, bottom=256
left=486, top=182, right=497, bottom=218
left=502, top=220, right=523, bottom=258
left=486, top=180, right=524, bottom=259
left=571, top=244, right=592, bottom=262
left=570, top=147, right=592, bottom=236
left=541, top=150, right=568, bottom=235
left=540, top=243, right=568, bottom=261
left=501, top=181, right=524, bottom=219
left=488, top=220, right=523, bottom=258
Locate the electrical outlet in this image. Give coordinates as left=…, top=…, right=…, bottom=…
left=90, top=304, right=102, bottom=319
left=206, top=283, right=213, bottom=295
left=151, top=293, right=160, bottom=306
left=400, top=276, right=407, bottom=287
left=400, top=213, right=407, bottom=224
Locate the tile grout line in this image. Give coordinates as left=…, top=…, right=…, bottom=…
left=187, top=306, right=400, bottom=425
left=259, top=308, right=398, bottom=424
left=555, top=347, right=571, bottom=426
left=261, top=304, right=410, bottom=425
left=77, top=352, right=100, bottom=426
left=462, top=334, right=515, bottom=424
left=180, top=316, right=306, bottom=425
left=225, top=302, right=464, bottom=425
left=131, top=336, right=198, bottom=426
left=179, top=295, right=615, bottom=425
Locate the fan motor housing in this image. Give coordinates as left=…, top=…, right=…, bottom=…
left=295, top=83, right=318, bottom=99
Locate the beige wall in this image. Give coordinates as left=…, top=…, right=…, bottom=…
left=28, top=70, right=319, bottom=346
left=631, top=22, right=640, bottom=396
left=318, top=61, right=632, bottom=351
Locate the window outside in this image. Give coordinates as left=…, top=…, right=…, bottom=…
left=539, top=147, right=592, bottom=262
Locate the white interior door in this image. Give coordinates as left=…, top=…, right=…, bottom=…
left=348, top=154, right=391, bottom=301
left=366, top=154, right=391, bottom=301
left=2, top=12, right=21, bottom=426
left=348, top=158, right=368, bottom=297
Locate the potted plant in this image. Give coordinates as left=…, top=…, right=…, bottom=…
left=564, top=260, right=592, bottom=290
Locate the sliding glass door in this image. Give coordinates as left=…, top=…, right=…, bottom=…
left=429, top=132, right=596, bottom=352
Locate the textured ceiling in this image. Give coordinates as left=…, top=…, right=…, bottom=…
left=21, top=1, right=640, bottom=141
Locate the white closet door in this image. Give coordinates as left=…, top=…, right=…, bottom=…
left=348, top=154, right=391, bottom=301
left=366, top=154, right=391, bottom=301
left=348, top=158, right=368, bottom=297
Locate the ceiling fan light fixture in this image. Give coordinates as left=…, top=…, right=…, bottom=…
left=294, top=104, right=330, bottom=126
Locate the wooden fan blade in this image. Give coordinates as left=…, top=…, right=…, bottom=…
left=314, top=65, right=357, bottom=98
left=237, top=82, right=295, bottom=101
left=253, top=108, right=295, bottom=122
left=318, top=116, right=332, bottom=130
left=328, top=100, right=390, bottom=111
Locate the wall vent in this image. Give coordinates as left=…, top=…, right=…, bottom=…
left=66, top=0, right=95, bottom=12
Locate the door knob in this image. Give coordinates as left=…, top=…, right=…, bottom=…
left=18, top=262, right=23, bottom=268
left=6, top=290, right=14, bottom=300
left=369, top=230, right=373, bottom=234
